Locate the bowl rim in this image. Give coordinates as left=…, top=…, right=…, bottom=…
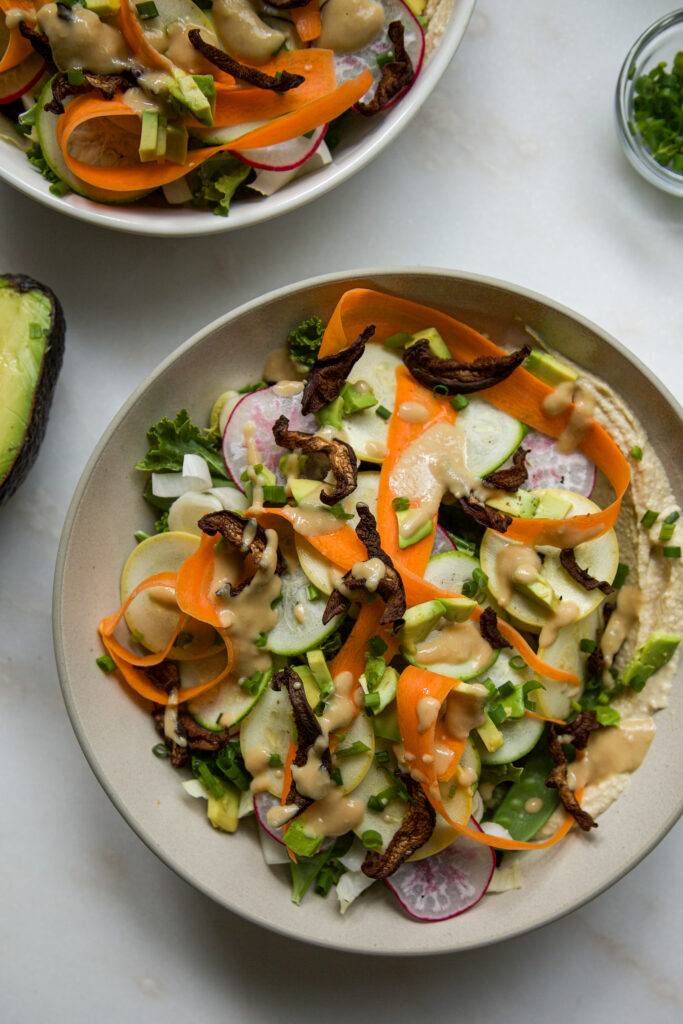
left=52, top=266, right=683, bottom=954
left=614, top=7, right=683, bottom=197
left=0, top=0, right=475, bottom=237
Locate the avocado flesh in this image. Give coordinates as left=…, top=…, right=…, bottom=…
left=0, top=275, right=65, bottom=504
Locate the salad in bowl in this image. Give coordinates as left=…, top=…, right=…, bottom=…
left=0, top=0, right=472, bottom=229
left=90, top=284, right=681, bottom=924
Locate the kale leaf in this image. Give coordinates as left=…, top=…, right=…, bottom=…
left=136, top=408, right=228, bottom=480
left=287, top=315, right=325, bottom=369
left=190, top=154, right=251, bottom=217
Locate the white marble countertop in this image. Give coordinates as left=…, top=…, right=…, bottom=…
left=2, top=0, right=682, bottom=1019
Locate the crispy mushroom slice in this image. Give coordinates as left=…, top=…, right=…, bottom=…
left=271, top=667, right=332, bottom=814
left=482, top=447, right=529, bottom=492
left=188, top=29, right=304, bottom=92
left=322, top=503, right=407, bottom=631
left=404, top=340, right=531, bottom=395
left=148, top=662, right=231, bottom=767
left=198, top=509, right=286, bottom=576
left=356, top=21, right=414, bottom=117
left=42, top=70, right=138, bottom=115
left=545, top=712, right=599, bottom=832
left=266, top=0, right=311, bottom=8
left=361, top=775, right=436, bottom=879
left=19, top=21, right=53, bottom=63
left=458, top=495, right=512, bottom=534
left=272, top=415, right=358, bottom=505
left=559, top=548, right=615, bottom=596
left=587, top=644, right=606, bottom=678
left=478, top=606, right=511, bottom=650
left=301, top=325, right=374, bottom=415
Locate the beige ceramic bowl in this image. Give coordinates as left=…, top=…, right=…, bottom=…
left=53, top=269, right=683, bottom=954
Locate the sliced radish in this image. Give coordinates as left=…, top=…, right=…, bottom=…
left=0, top=52, right=46, bottom=104
left=385, top=817, right=495, bottom=921
left=318, top=0, right=424, bottom=114
left=524, top=429, right=596, bottom=496
left=232, top=124, right=327, bottom=172
left=431, top=525, right=457, bottom=557
left=222, top=385, right=317, bottom=491
left=253, top=791, right=287, bottom=845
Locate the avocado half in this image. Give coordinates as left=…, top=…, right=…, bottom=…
left=0, top=274, right=65, bottom=505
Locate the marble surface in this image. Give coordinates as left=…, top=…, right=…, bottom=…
left=2, top=1, right=682, bottom=1020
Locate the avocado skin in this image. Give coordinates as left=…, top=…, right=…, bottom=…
left=0, top=274, right=65, bottom=505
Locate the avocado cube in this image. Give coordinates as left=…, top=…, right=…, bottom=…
left=168, top=69, right=213, bottom=126
left=315, top=394, right=343, bottom=430
left=408, top=326, right=451, bottom=360
left=396, top=508, right=434, bottom=549
left=524, top=349, right=577, bottom=387
left=165, top=123, right=188, bottom=165
left=154, top=114, right=167, bottom=162
left=534, top=492, right=573, bottom=520
left=138, top=109, right=159, bottom=163
left=517, top=576, right=560, bottom=613
left=340, top=381, right=377, bottom=416
left=488, top=489, right=540, bottom=518
left=476, top=712, right=504, bottom=753
left=207, top=786, right=239, bottom=832
left=85, top=0, right=121, bottom=16
left=289, top=478, right=320, bottom=505
left=621, top=632, right=681, bottom=692
left=401, top=597, right=477, bottom=654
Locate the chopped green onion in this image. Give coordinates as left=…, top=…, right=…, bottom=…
left=130, top=629, right=144, bottom=645
left=450, top=394, right=468, bottom=411
left=383, top=331, right=413, bottom=349
left=194, top=0, right=213, bottom=7
left=630, top=445, right=643, bottom=460
left=479, top=678, right=497, bottom=699
left=580, top=638, right=597, bottom=653
left=318, top=503, right=354, bottom=520
left=595, top=706, right=621, bottom=727
left=134, top=530, right=150, bottom=543
left=366, top=635, right=388, bottom=657
left=329, top=767, right=343, bottom=786
left=95, top=653, right=116, bottom=673
left=509, top=655, right=525, bottom=670
left=268, top=753, right=283, bottom=768
left=335, top=741, right=371, bottom=759
left=306, top=583, right=320, bottom=601
left=136, top=0, right=158, bottom=17
left=497, top=681, right=515, bottom=698
left=640, top=509, right=659, bottom=528
left=374, top=749, right=390, bottom=765
left=376, top=48, right=395, bottom=69
left=152, top=743, right=170, bottom=758
left=659, top=522, right=676, bottom=542
left=314, top=700, right=326, bottom=716
left=270, top=595, right=282, bottom=609
left=628, top=673, right=646, bottom=693
left=215, top=743, right=250, bottom=791
left=432, top=385, right=449, bottom=399
left=375, top=405, right=392, bottom=420
left=67, top=68, right=84, bottom=86
left=488, top=704, right=507, bottom=725
left=597, top=692, right=609, bottom=705
left=364, top=691, right=381, bottom=711
left=239, top=671, right=264, bottom=695
left=461, top=580, right=477, bottom=598
left=361, top=829, right=383, bottom=849
left=612, top=562, right=630, bottom=588
left=391, top=496, right=411, bottom=512
left=254, top=632, right=268, bottom=648
left=262, top=484, right=287, bottom=504
left=663, top=546, right=681, bottom=558
left=665, top=510, right=680, bottom=524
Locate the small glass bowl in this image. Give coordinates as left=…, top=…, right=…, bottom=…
left=615, top=8, right=683, bottom=196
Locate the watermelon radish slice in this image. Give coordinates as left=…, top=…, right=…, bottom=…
left=253, top=791, right=333, bottom=851
left=385, top=817, right=495, bottom=921
left=524, top=429, right=596, bottom=496
left=222, top=386, right=317, bottom=491
left=327, top=0, right=424, bottom=113
left=431, top=525, right=457, bottom=557
left=233, top=125, right=328, bottom=172
left=0, top=51, right=45, bottom=105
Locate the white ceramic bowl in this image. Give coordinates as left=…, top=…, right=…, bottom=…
left=53, top=269, right=683, bottom=954
left=0, top=1, right=475, bottom=236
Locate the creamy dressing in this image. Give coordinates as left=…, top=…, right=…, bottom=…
left=211, top=0, right=284, bottom=64
left=164, top=22, right=221, bottom=74
left=293, top=601, right=306, bottom=624
left=542, top=381, right=596, bottom=454
left=601, top=585, right=642, bottom=667
left=301, top=789, right=365, bottom=837
left=37, top=3, right=132, bottom=74
left=533, top=518, right=604, bottom=548
left=318, top=0, right=384, bottom=52
left=416, top=695, right=441, bottom=733
left=350, top=556, right=386, bottom=593
left=494, top=543, right=542, bottom=607
left=286, top=484, right=346, bottom=537
left=266, top=803, right=300, bottom=828
left=538, top=599, right=580, bottom=648
left=415, top=621, right=494, bottom=676
left=390, top=422, right=488, bottom=540
left=568, top=717, right=655, bottom=789
left=163, top=688, right=187, bottom=748
left=524, top=797, right=543, bottom=814
left=444, top=684, right=488, bottom=740
left=398, top=401, right=430, bottom=424
left=243, top=421, right=265, bottom=513
left=272, top=380, right=305, bottom=398
left=291, top=670, right=358, bottom=808
left=365, top=439, right=388, bottom=461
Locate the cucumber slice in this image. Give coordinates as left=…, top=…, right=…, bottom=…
left=424, top=550, right=480, bottom=593
left=36, top=78, right=152, bottom=204
left=332, top=713, right=375, bottom=795
left=339, top=346, right=403, bottom=462
left=266, top=564, right=344, bottom=656
left=185, top=660, right=271, bottom=730
left=458, top=397, right=526, bottom=477
left=239, top=684, right=292, bottom=797
left=534, top=608, right=597, bottom=720
left=350, top=762, right=406, bottom=853
left=471, top=648, right=531, bottom=690
left=475, top=716, right=545, bottom=766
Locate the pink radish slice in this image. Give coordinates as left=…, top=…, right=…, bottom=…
left=222, top=386, right=317, bottom=492
left=385, top=817, right=495, bottom=921
left=232, top=125, right=327, bottom=172
left=431, top=525, right=457, bottom=557
left=524, top=429, right=596, bottom=497
left=253, top=792, right=334, bottom=850
left=0, top=54, right=46, bottom=104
